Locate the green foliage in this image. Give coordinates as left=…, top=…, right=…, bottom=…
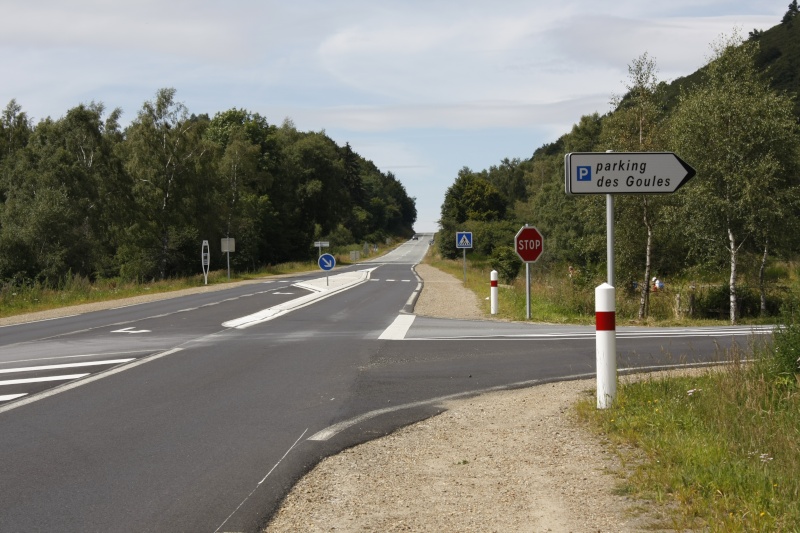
left=0, top=90, right=416, bottom=286
left=579, top=337, right=800, bottom=529
left=489, top=246, right=521, bottom=284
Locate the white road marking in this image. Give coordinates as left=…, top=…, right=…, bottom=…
left=378, top=314, right=416, bottom=340
left=111, top=327, right=151, bottom=334
left=214, top=428, right=308, bottom=533
left=0, top=394, right=27, bottom=402
left=0, top=350, right=155, bottom=367
left=0, top=374, right=89, bottom=386
left=308, top=361, right=735, bottom=442
left=0, top=348, right=183, bottom=415
left=0, top=359, right=135, bottom=374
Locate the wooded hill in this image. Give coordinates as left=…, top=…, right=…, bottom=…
left=438, top=9, right=800, bottom=325
left=0, top=89, right=417, bottom=284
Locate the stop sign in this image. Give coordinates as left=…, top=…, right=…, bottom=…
left=515, top=226, right=543, bottom=263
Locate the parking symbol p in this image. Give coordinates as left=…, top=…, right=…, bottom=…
left=577, top=166, right=592, bottom=182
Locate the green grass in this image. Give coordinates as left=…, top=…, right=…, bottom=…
left=576, top=342, right=800, bottom=531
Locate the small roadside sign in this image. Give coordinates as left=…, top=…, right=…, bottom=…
left=314, top=241, right=330, bottom=248
left=455, top=232, right=473, bottom=249
left=318, top=253, right=335, bottom=271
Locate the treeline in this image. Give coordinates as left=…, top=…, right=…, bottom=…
left=0, top=88, right=416, bottom=285
left=439, top=22, right=800, bottom=324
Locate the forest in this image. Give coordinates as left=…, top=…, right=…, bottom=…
left=438, top=14, right=800, bottom=325
left=0, top=89, right=417, bottom=285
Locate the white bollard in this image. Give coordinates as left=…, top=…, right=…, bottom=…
left=490, top=270, right=498, bottom=315
left=595, top=283, right=617, bottom=409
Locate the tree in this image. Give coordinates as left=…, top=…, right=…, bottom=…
left=601, top=53, right=669, bottom=319
left=122, top=88, right=213, bottom=280
left=670, top=34, right=800, bottom=324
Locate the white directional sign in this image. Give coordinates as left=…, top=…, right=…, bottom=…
left=565, top=152, right=695, bottom=195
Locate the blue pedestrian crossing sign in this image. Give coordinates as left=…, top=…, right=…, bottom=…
left=455, top=232, right=473, bottom=249
left=318, top=253, right=336, bottom=271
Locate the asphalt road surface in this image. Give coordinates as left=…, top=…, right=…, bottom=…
left=0, top=236, right=771, bottom=532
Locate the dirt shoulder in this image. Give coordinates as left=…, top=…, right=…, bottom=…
left=265, top=264, right=675, bottom=532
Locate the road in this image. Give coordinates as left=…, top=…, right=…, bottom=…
left=0, top=236, right=770, bottom=532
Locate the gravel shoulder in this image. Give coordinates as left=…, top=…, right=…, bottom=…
left=265, top=264, right=678, bottom=532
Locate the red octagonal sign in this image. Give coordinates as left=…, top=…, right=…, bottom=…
left=515, top=226, right=543, bottom=263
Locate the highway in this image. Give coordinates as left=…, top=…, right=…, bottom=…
left=0, top=236, right=770, bottom=532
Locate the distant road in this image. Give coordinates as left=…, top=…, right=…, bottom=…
left=0, top=234, right=769, bottom=532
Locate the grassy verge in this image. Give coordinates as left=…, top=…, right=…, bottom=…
left=576, top=334, right=800, bottom=531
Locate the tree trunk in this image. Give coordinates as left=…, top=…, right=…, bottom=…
left=759, top=239, right=769, bottom=317
left=638, top=198, right=652, bottom=320
left=728, top=227, right=738, bottom=325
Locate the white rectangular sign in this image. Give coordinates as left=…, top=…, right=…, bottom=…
left=221, top=238, right=235, bottom=253
left=565, top=152, right=695, bottom=195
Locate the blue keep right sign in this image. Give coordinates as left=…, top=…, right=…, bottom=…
left=456, top=232, right=473, bottom=249
left=318, top=253, right=335, bottom=271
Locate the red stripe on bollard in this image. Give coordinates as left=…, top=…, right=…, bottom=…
left=596, top=311, right=615, bottom=331
left=490, top=280, right=498, bottom=287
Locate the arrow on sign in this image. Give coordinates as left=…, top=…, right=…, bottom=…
left=318, top=253, right=336, bottom=271
left=565, top=152, right=696, bottom=195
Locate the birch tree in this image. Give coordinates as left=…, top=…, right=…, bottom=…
left=670, top=34, right=799, bottom=324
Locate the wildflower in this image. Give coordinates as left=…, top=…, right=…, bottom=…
left=687, top=388, right=702, bottom=396
left=759, top=453, right=773, bottom=463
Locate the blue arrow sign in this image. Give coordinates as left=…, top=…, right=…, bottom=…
left=455, top=232, right=473, bottom=249
left=318, top=253, right=336, bottom=271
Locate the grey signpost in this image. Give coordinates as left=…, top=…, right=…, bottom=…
left=565, top=151, right=696, bottom=285
left=565, top=151, right=696, bottom=408
left=455, top=232, right=473, bottom=284
left=221, top=238, right=235, bottom=280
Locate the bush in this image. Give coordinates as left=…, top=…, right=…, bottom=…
left=490, top=246, right=522, bottom=284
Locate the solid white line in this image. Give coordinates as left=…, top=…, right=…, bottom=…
left=307, top=360, right=737, bottom=442
left=0, top=348, right=183, bottom=415
left=0, top=359, right=135, bottom=374
left=378, top=314, right=416, bottom=340
left=0, top=350, right=156, bottom=367
left=0, top=394, right=27, bottom=402
left=213, top=428, right=308, bottom=533
left=0, top=374, right=89, bottom=386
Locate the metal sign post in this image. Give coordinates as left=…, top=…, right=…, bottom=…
left=455, top=231, right=473, bottom=284
left=565, top=150, right=695, bottom=408
left=221, top=238, right=235, bottom=280
left=201, top=240, right=210, bottom=285
left=514, top=225, right=544, bottom=320
left=318, top=252, right=335, bottom=287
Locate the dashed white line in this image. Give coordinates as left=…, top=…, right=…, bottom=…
left=0, top=394, right=26, bottom=402
left=0, top=359, right=135, bottom=374
left=0, top=374, right=90, bottom=386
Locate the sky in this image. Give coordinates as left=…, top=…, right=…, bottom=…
left=0, top=1, right=787, bottom=233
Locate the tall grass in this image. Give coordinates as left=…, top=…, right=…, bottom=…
left=577, top=330, right=800, bottom=531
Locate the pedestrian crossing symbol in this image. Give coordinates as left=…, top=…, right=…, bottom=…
left=456, top=231, right=473, bottom=249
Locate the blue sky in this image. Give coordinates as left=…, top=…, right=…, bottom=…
left=0, top=1, right=786, bottom=232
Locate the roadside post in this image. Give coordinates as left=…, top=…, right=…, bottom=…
left=455, top=231, right=473, bottom=284
left=595, top=283, right=616, bottom=409
left=314, top=240, right=330, bottom=257
left=221, top=237, right=235, bottom=280
left=201, top=240, right=210, bottom=285
left=490, top=270, right=498, bottom=315
left=514, top=225, right=544, bottom=320
left=318, top=252, right=335, bottom=287
left=565, top=151, right=695, bottom=407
